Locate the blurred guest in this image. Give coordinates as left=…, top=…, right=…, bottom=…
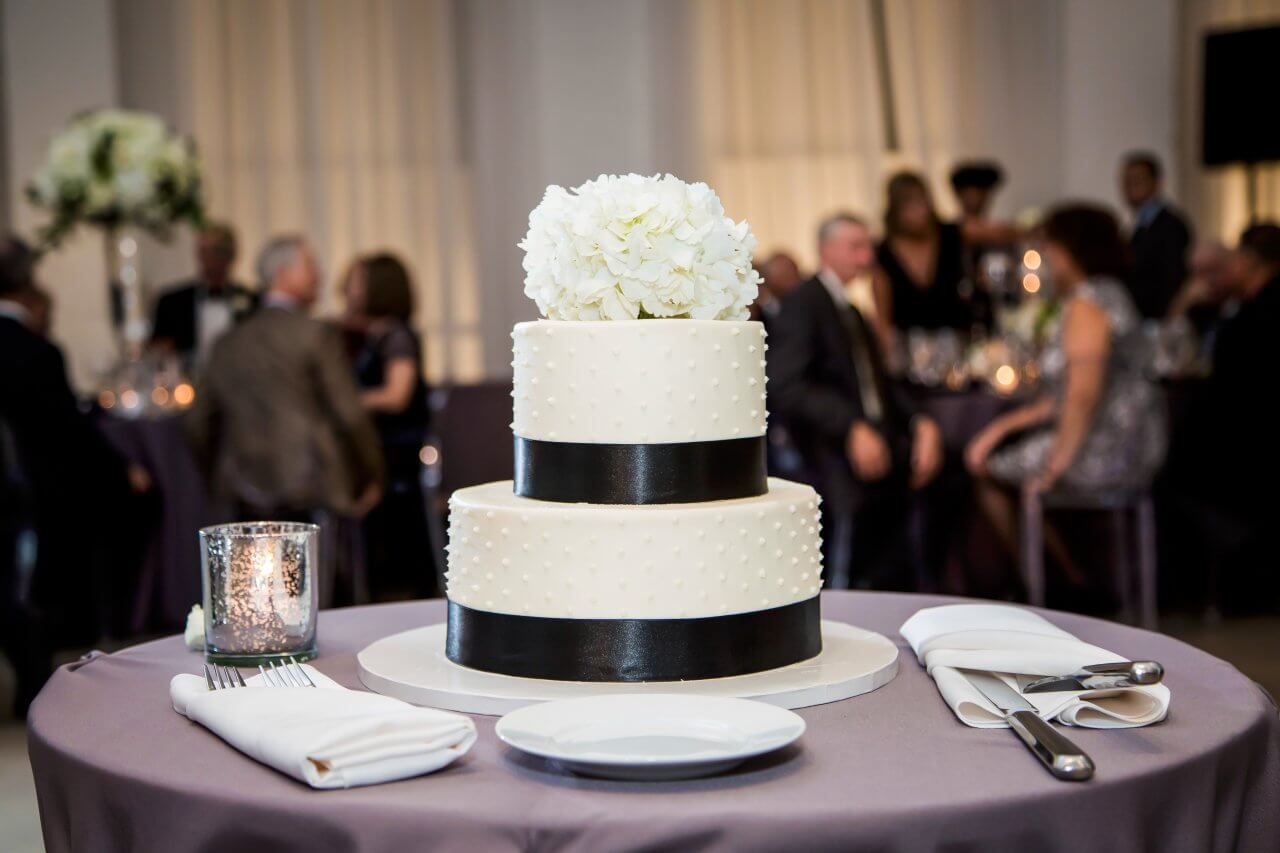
left=1, top=236, right=146, bottom=717
left=949, top=161, right=1021, bottom=288
left=1120, top=151, right=1192, bottom=319
left=6, top=284, right=54, bottom=337
left=966, top=206, right=1166, bottom=580
left=1168, top=241, right=1237, bottom=336
left=950, top=161, right=1021, bottom=249
left=151, top=222, right=257, bottom=368
left=187, top=235, right=384, bottom=526
left=753, top=251, right=804, bottom=326
left=768, top=213, right=944, bottom=590
left=873, top=172, right=972, bottom=349
left=341, top=254, right=434, bottom=599
left=1212, top=224, right=1280, bottom=416
left=1179, top=225, right=1280, bottom=507
left=1161, top=224, right=1280, bottom=608
left=763, top=251, right=803, bottom=299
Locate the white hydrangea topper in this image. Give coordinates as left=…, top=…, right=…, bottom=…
left=519, top=173, right=761, bottom=321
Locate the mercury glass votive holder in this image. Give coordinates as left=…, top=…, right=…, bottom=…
left=200, top=522, right=319, bottom=665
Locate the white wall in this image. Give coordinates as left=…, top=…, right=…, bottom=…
left=1060, top=0, right=1180, bottom=215
left=1, top=0, right=120, bottom=389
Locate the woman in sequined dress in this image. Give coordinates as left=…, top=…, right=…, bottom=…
left=965, top=204, right=1167, bottom=577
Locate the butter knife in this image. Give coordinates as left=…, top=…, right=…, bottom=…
left=1022, top=660, right=1164, bottom=694
left=961, top=669, right=1095, bottom=781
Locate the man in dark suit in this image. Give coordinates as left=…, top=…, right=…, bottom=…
left=1121, top=151, right=1193, bottom=319
left=187, top=235, right=384, bottom=524
left=150, top=222, right=257, bottom=367
left=767, top=214, right=943, bottom=590
left=1, top=236, right=147, bottom=717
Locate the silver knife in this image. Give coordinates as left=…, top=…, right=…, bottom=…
left=960, top=669, right=1095, bottom=781
left=1022, top=660, right=1164, bottom=694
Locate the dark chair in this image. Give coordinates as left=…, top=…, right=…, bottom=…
left=1020, top=486, right=1158, bottom=628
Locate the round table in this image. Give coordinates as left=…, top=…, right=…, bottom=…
left=28, top=592, right=1280, bottom=853
left=97, top=413, right=208, bottom=633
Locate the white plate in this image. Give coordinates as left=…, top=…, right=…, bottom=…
left=495, top=693, right=806, bottom=780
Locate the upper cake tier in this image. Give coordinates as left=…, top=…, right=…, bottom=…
left=511, top=319, right=768, bottom=444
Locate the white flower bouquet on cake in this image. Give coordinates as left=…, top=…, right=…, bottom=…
left=26, top=109, right=204, bottom=247
left=519, top=173, right=761, bottom=321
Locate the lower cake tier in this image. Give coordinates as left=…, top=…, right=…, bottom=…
left=445, top=478, right=823, bottom=619
left=443, top=478, right=824, bottom=682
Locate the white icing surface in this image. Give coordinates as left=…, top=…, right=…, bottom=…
left=446, top=478, right=823, bottom=619
left=510, top=319, right=769, bottom=444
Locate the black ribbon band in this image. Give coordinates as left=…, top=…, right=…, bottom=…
left=514, top=435, right=767, bottom=504
left=446, top=597, right=821, bottom=682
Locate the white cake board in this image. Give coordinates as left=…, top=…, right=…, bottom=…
left=357, top=620, right=898, bottom=715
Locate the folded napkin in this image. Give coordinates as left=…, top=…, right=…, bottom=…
left=171, top=665, right=476, bottom=788
left=900, top=604, right=1170, bottom=729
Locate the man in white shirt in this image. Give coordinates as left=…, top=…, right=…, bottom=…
left=767, top=213, right=943, bottom=590
left=150, top=223, right=257, bottom=368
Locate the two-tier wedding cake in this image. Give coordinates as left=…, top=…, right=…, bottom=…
left=444, top=174, right=823, bottom=682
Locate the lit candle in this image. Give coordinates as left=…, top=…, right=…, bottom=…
left=200, top=522, right=319, bottom=665
left=993, top=364, right=1020, bottom=395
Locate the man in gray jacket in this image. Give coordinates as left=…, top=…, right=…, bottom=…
left=187, top=235, right=384, bottom=523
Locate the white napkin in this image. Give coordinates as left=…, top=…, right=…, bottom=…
left=170, top=665, right=477, bottom=788
left=900, top=603, right=1170, bottom=729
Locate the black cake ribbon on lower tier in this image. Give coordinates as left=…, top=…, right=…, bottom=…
left=445, top=597, right=822, bottom=682
left=514, top=434, right=768, bottom=504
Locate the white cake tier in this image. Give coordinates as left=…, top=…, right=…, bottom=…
left=446, top=478, right=823, bottom=619
left=511, top=319, right=768, bottom=444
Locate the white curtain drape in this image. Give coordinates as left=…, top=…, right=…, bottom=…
left=180, top=0, right=482, bottom=382
left=1179, top=0, right=1280, bottom=243
left=693, top=0, right=890, bottom=268
left=693, top=0, right=1064, bottom=268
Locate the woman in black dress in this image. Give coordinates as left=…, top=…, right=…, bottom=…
left=872, top=171, right=973, bottom=351
left=343, top=254, right=434, bottom=598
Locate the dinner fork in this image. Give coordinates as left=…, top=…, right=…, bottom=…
left=258, top=657, right=318, bottom=688
left=203, top=663, right=247, bottom=690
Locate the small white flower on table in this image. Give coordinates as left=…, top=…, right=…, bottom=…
left=184, top=604, right=205, bottom=651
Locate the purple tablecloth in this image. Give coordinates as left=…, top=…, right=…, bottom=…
left=97, top=414, right=207, bottom=632
left=27, top=592, right=1280, bottom=852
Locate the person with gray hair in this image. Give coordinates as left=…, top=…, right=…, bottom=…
left=187, top=234, right=385, bottom=594
left=766, top=213, right=943, bottom=591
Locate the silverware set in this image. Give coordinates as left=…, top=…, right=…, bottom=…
left=962, top=659, right=1166, bottom=783
left=203, top=657, right=317, bottom=690
left=1021, top=660, right=1164, bottom=694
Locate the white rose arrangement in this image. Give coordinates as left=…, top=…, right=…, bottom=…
left=519, top=173, right=761, bottom=321
left=27, top=109, right=204, bottom=247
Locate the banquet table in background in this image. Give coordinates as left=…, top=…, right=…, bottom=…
left=27, top=592, right=1280, bottom=853
left=899, top=383, right=1019, bottom=453
left=96, top=412, right=207, bottom=633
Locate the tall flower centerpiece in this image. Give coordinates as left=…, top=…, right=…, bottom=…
left=26, top=109, right=204, bottom=353
left=519, top=173, right=761, bottom=321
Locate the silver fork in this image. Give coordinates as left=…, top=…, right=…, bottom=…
left=203, top=663, right=247, bottom=690
left=258, top=656, right=318, bottom=688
